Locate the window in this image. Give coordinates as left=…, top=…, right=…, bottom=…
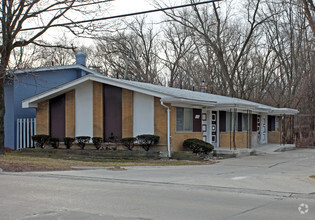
left=225, top=111, right=238, bottom=132
left=176, top=107, right=201, bottom=132
left=176, top=107, right=193, bottom=131
left=268, top=116, right=276, bottom=131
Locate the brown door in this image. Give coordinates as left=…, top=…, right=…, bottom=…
left=49, top=94, right=65, bottom=140
left=193, top=109, right=202, bottom=132
left=103, top=84, right=122, bottom=140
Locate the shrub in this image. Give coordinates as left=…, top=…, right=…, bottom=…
left=183, top=138, right=214, bottom=154
left=32, top=135, right=50, bottom=149
left=50, top=138, right=60, bottom=149
left=121, top=137, right=136, bottom=151
left=92, top=137, right=103, bottom=150
left=75, top=136, right=90, bottom=149
left=107, top=134, right=119, bottom=143
left=202, top=142, right=214, bottom=154
left=64, top=137, right=75, bottom=149
left=136, top=134, right=160, bottom=151
left=105, top=133, right=120, bottom=150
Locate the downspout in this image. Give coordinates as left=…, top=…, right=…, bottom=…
left=160, top=100, right=171, bottom=158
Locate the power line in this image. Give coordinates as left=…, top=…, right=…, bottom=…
left=35, top=0, right=114, bottom=13
left=18, top=0, right=223, bottom=32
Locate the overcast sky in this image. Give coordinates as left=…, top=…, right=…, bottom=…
left=111, top=0, right=154, bottom=14
left=109, top=0, right=184, bottom=20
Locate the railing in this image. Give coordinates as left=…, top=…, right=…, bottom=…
left=16, top=118, right=36, bottom=150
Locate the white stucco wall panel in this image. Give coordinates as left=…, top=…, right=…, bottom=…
left=75, top=81, right=93, bottom=138
left=133, top=92, right=154, bottom=137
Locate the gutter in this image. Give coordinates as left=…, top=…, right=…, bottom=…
left=160, top=100, right=171, bottom=158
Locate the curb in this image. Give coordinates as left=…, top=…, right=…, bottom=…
left=274, top=146, right=296, bottom=152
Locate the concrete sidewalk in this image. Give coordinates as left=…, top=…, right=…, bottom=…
left=213, top=144, right=296, bottom=157
left=253, top=144, right=296, bottom=153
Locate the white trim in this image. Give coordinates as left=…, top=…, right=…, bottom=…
left=13, top=64, right=100, bottom=75
left=22, top=73, right=299, bottom=116
left=22, top=74, right=173, bottom=108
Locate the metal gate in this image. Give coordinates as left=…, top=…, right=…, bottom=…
left=16, top=118, right=36, bottom=150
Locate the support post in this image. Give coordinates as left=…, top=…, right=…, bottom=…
left=160, top=101, right=171, bottom=158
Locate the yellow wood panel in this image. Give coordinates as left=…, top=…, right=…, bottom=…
left=122, top=89, right=133, bottom=138
left=268, top=131, right=281, bottom=144
left=65, top=90, right=75, bottom=137
left=36, top=100, right=49, bottom=135
left=219, top=132, right=252, bottom=148
left=93, top=82, right=103, bottom=137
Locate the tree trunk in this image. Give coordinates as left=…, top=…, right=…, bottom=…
left=0, top=77, right=5, bottom=154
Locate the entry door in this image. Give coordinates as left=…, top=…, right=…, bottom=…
left=49, top=94, right=65, bottom=140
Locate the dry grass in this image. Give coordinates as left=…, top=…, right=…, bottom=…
left=310, top=176, right=315, bottom=179
left=0, top=152, right=213, bottom=172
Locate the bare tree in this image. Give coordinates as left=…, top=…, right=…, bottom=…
left=157, top=0, right=272, bottom=97
left=160, top=21, right=194, bottom=88
left=94, top=16, right=163, bottom=84
left=301, top=0, right=315, bottom=36
left=0, top=0, right=110, bottom=154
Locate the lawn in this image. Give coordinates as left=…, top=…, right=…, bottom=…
left=0, top=149, right=214, bottom=172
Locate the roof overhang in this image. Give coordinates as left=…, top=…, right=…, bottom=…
left=22, top=74, right=173, bottom=108
left=161, top=97, right=216, bottom=108
left=270, top=108, right=299, bottom=115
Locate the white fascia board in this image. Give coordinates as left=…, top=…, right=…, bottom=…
left=270, top=108, right=299, bottom=115
left=210, top=103, right=257, bottom=111
left=22, top=74, right=173, bottom=108
left=91, top=75, right=173, bottom=98
left=13, top=64, right=99, bottom=75
left=161, top=97, right=216, bottom=108
left=22, top=75, right=92, bottom=108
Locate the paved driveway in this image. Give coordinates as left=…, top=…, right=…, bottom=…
left=29, top=148, right=315, bottom=195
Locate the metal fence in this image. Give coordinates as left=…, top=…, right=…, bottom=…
left=16, top=118, right=36, bottom=150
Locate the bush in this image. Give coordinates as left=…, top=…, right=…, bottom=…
left=105, top=133, right=120, bottom=150
left=121, top=137, right=136, bottom=151
left=92, top=137, right=103, bottom=150
left=64, top=137, right=75, bottom=149
left=136, top=134, right=160, bottom=151
left=183, top=138, right=214, bottom=154
left=32, top=135, right=50, bottom=149
left=50, top=138, right=60, bottom=149
left=75, top=136, right=90, bottom=149
left=107, top=134, right=119, bottom=143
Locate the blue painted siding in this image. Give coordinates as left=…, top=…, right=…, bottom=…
left=4, top=83, right=14, bottom=149
left=4, top=68, right=84, bottom=149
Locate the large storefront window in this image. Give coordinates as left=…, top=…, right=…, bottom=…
left=225, top=111, right=238, bottom=132
left=220, top=111, right=253, bottom=132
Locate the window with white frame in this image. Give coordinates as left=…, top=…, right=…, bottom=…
left=176, top=107, right=193, bottom=132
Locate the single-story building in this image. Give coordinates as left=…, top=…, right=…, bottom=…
left=4, top=52, right=92, bottom=149
left=22, top=72, right=298, bottom=156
